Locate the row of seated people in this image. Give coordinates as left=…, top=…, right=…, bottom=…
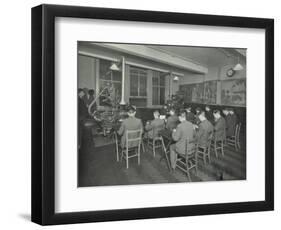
left=116, top=105, right=239, bottom=170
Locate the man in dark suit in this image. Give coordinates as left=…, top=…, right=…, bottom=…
left=78, top=89, right=89, bottom=149
left=118, top=106, right=143, bottom=148
left=205, top=105, right=214, bottom=124
left=196, top=111, right=214, bottom=147
left=145, top=110, right=165, bottom=139
left=166, top=108, right=178, bottom=131
left=170, top=110, right=195, bottom=170
left=213, top=110, right=226, bottom=141
left=228, top=108, right=238, bottom=136
left=185, top=106, right=195, bottom=123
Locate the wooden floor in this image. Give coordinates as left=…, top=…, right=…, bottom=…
left=78, top=133, right=246, bottom=187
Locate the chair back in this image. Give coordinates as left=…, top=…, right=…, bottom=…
left=126, top=129, right=143, bottom=149
left=207, top=131, right=213, bottom=146
left=185, top=138, right=196, bottom=155
left=152, top=122, right=165, bottom=138
left=235, top=123, right=242, bottom=139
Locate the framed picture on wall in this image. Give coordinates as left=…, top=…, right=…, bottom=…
left=31, top=4, right=274, bottom=225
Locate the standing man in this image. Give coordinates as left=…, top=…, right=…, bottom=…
left=78, top=89, right=89, bottom=149
left=170, top=110, right=195, bottom=170
left=118, top=106, right=143, bottom=148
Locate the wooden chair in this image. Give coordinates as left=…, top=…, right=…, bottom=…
left=114, top=131, right=121, bottom=162
left=226, top=123, right=241, bottom=151
left=120, top=129, right=143, bottom=169
left=146, top=124, right=165, bottom=157
left=211, top=135, right=225, bottom=158
left=175, top=139, right=198, bottom=182
left=197, top=131, right=213, bottom=165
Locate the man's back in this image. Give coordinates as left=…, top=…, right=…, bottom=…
left=166, top=114, right=178, bottom=131
left=145, top=118, right=165, bottom=139
left=172, top=120, right=195, bottom=154
left=118, top=117, right=143, bottom=148
left=214, top=116, right=226, bottom=140
left=197, top=119, right=214, bottom=147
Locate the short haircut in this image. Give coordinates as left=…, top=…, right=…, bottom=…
left=169, top=107, right=175, bottom=112
left=198, top=110, right=206, bottom=117
left=127, top=105, right=136, bottom=113
left=153, top=110, right=160, bottom=116
left=185, top=105, right=191, bottom=110
left=78, top=88, right=84, bottom=94
left=88, top=89, right=95, bottom=95
left=179, top=109, right=186, bottom=118
left=213, top=109, right=220, bottom=115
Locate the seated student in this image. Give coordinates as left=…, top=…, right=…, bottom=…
left=205, top=105, right=214, bottom=123
left=213, top=110, right=226, bottom=141
left=194, top=107, right=202, bottom=125
left=145, top=110, right=165, bottom=139
left=185, top=106, right=195, bottom=123
left=118, top=106, right=143, bottom=148
left=196, top=111, right=214, bottom=147
left=166, top=108, right=178, bottom=131
left=170, top=110, right=195, bottom=170
left=228, top=108, right=238, bottom=137
left=222, top=108, right=231, bottom=137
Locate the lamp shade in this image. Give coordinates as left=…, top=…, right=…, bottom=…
left=233, top=63, right=244, bottom=71
left=109, top=62, right=120, bottom=71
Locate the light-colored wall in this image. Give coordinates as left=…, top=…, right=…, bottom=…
left=179, top=55, right=246, bottom=105
left=78, top=55, right=96, bottom=90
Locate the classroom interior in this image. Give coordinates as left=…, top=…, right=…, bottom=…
left=77, top=42, right=246, bottom=187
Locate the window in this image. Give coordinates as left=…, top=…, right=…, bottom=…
left=152, top=71, right=165, bottom=105
left=129, top=67, right=147, bottom=107
left=99, top=59, right=121, bottom=107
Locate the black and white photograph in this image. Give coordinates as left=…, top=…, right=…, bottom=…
left=77, top=42, right=247, bottom=187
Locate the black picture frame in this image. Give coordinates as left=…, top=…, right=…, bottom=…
left=31, top=4, right=274, bottom=225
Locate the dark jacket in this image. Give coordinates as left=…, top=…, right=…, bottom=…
left=172, top=120, right=195, bottom=155
left=197, top=119, right=214, bottom=147
left=214, top=116, right=226, bottom=140
left=118, top=117, right=143, bottom=148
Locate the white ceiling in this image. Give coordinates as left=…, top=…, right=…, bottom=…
left=148, top=45, right=246, bottom=67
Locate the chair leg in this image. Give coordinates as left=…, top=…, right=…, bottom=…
left=141, top=140, right=145, bottom=153
left=126, top=149, right=129, bottom=169
left=195, top=154, right=198, bottom=175
left=208, top=146, right=211, bottom=163
left=116, top=142, right=119, bottom=162
left=214, top=141, right=218, bottom=158
left=153, top=140, right=156, bottom=157
left=138, top=146, right=140, bottom=165
left=203, top=149, right=206, bottom=165
left=221, top=141, right=225, bottom=156
left=185, top=157, right=192, bottom=182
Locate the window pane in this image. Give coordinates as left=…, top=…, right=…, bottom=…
left=152, top=87, right=159, bottom=105
left=139, top=76, right=147, bottom=96
left=112, top=71, right=121, bottom=82
left=152, top=76, right=159, bottom=86
left=160, top=76, right=165, bottom=86
left=130, top=75, right=138, bottom=96
left=129, top=98, right=147, bottom=107
left=160, top=87, right=165, bottom=105
left=99, top=59, right=112, bottom=80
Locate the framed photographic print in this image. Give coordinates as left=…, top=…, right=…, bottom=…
left=31, top=4, right=274, bottom=225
